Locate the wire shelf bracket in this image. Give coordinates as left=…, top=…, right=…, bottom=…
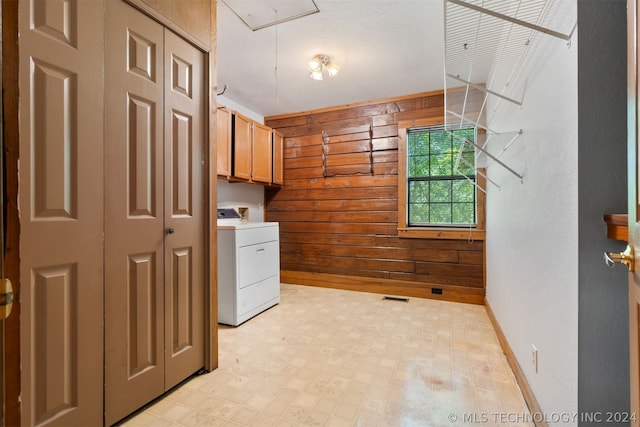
left=444, top=0, right=576, bottom=189
left=447, top=0, right=575, bottom=41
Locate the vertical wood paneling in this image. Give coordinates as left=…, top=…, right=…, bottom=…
left=133, top=0, right=211, bottom=50
left=265, top=91, right=485, bottom=300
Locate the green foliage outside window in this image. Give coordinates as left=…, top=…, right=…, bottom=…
left=407, top=127, right=476, bottom=226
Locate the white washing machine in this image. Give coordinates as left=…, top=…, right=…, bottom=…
left=217, top=212, right=280, bottom=326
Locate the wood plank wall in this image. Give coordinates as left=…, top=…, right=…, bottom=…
left=265, top=91, right=485, bottom=305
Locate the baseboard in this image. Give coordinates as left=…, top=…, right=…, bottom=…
left=484, top=298, right=547, bottom=427
left=281, top=270, right=485, bottom=305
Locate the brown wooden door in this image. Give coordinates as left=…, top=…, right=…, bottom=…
left=163, top=27, right=205, bottom=390
left=252, top=122, right=272, bottom=183
left=105, top=2, right=205, bottom=423
left=104, top=1, right=165, bottom=424
left=233, top=113, right=252, bottom=180
left=630, top=0, right=640, bottom=423
left=18, top=0, right=105, bottom=425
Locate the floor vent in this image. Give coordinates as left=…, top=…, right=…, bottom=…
left=383, top=296, right=409, bottom=303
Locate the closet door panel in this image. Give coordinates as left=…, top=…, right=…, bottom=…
left=18, top=0, right=105, bottom=425
left=163, top=29, right=205, bottom=390
left=104, top=1, right=165, bottom=424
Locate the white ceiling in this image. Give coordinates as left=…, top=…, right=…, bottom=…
left=216, top=0, right=445, bottom=118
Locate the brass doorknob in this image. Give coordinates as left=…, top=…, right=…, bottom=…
left=604, top=244, right=635, bottom=271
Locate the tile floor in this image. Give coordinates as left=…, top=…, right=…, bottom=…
left=121, top=284, right=533, bottom=427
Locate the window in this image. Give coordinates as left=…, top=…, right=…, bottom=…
left=397, top=119, right=485, bottom=240
left=407, top=127, right=476, bottom=227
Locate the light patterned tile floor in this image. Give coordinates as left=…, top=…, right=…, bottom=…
left=121, top=284, right=533, bottom=427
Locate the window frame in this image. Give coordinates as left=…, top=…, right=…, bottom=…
left=397, top=118, right=486, bottom=240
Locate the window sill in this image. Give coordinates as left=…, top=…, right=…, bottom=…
left=397, top=227, right=486, bottom=240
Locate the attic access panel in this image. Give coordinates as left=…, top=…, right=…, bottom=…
left=221, top=0, right=319, bottom=31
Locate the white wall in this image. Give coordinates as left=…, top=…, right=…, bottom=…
left=217, top=179, right=266, bottom=222
left=217, top=94, right=264, bottom=123
left=485, top=24, right=578, bottom=425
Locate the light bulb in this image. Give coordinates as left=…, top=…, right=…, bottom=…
left=310, top=70, right=323, bottom=80
left=326, top=62, right=340, bottom=77
left=308, top=58, right=322, bottom=72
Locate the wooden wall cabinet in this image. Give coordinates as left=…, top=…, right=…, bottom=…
left=251, top=122, right=273, bottom=183
left=233, top=112, right=252, bottom=180
left=216, top=108, right=232, bottom=176
left=216, top=109, right=283, bottom=186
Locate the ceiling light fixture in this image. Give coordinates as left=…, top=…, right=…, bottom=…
left=308, top=54, right=340, bottom=80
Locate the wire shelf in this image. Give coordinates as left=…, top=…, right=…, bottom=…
left=444, top=0, right=576, bottom=190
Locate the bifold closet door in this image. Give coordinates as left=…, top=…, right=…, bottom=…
left=163, top=29, right=205, bottom=390
left=104, top=1, right=205, bottom=424
left=104, top=1, right=165, bottom=424
left=18, top=0, right=105, bottom=425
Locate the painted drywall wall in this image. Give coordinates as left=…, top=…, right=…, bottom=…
left=217, top=179, right=265, bottom=222
left=577, top=1, right=629, bottom=422
left=218, top=94, right=264, bottom=123
left=485, top=12, right=579, bottom=427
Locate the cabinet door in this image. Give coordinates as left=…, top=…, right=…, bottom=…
left=233, top=113, right=252, bottom=180
left=216, top=108, right=231, bottom=176
left=272, top=130, right=284, bottom=185
left=252, top=122, right=272, bottom=183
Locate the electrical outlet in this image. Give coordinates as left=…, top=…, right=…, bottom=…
left=532, top=345, right=538, bottom=373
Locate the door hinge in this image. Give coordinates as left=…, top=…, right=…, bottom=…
left=0, top=278, right=14, bottom=320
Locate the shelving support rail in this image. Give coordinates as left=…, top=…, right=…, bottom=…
left=444, top=0, right=576, bottom=191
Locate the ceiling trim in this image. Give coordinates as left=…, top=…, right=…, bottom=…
left=265, top=89, right=446, bottom=122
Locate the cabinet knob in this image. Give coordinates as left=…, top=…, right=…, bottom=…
left=167, top=227, right=175, bottom=235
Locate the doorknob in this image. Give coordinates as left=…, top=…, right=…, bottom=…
left=604, top=244, right=635, bottom=271
left=0, top=278, right=14, bottom=320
